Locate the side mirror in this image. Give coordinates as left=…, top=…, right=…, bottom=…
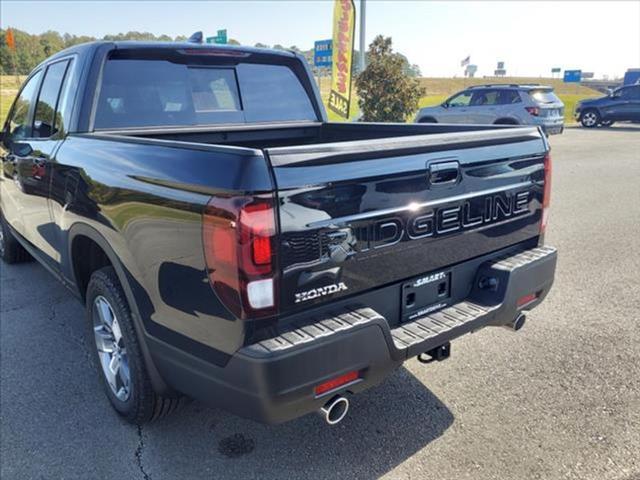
left=442, top=102, right=449, bottom=109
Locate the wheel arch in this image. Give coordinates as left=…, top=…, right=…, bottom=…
left=417, top=116, right=438, bottom=123
left=493, top=117, right=520, bottom=125
left=67, top=223, right=172, bottom=394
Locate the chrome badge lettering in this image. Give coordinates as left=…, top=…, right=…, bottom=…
left=413, top=271, right=447, bottom=287
left=295, top=282, right=348, bottom=303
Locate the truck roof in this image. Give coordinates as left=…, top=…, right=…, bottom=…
left=38, top=40, right=297, bottom=69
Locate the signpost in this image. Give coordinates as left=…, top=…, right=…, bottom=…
left=465, top=64, right=478, bottom=78
left=206, top=29, right=228, bottom=45
left=314, top=39, right=332, bottom=97
left=551, top=67, right=561, bottom=79
left=563, top=70, right=582, bottom=83
left=314, top=39, right=333, bottom=67
left=494, top=61, right=506, bottom=77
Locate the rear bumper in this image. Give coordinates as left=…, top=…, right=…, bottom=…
left=150, top=246, right=557, bottom=424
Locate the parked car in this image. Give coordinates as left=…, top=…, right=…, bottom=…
left=0, top=41, right=557, bottom=426
left=575, top=84, right=640, bottom=127
left=416, top=84, right=565, bottom=135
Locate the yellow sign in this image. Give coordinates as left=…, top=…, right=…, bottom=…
left=329, top=0, right=356, bottom=119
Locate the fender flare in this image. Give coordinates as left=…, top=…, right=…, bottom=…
left=67, top=223, right=173, bottom=395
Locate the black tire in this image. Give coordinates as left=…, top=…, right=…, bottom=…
left=0, top=212, right=31, bottom=264
left=580, top=109, right=600, bottom=128
left=86, top=266, right=183, bottom=424
left=418, top=117, right=437, bottom=123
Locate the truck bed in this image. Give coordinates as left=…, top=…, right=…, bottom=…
left=95, top=121, right=548, bottom=321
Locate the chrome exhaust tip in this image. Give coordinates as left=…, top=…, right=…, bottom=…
left=503, top=313, right=526, bottom=331
left=319, top=396, right=349, bottom=425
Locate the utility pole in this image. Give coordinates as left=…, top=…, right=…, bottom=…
left=359, top=0, right=366, bottom=74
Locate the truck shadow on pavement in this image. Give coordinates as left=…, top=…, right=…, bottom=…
left=142, top=367, right=454, bottom=478
left=1, top=260, right=454, bottom=480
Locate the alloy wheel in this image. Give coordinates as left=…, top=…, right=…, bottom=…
left=582, top=112, right=598, bottom=127
left=92, top=295, right=131, bottom=402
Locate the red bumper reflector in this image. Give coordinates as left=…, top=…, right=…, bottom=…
left=517, top=292, right=538, bottom=308
left=315, top=370, right=360, bottom=396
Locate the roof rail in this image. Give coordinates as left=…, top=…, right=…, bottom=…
left=467, top=83, right=521, bottom=89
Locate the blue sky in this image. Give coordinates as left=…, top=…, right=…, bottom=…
left=1, top=1, right=638, bottom=78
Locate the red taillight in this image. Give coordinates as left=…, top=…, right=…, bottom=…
left=517, top=292, right=538, bottom=308
left=526, top=106, right=540, bottom=116
left=540, top=153, right=552, bottom=234
left=202, top=195, right=277, bottom=319
left=315, top=370, right=361, bottom=396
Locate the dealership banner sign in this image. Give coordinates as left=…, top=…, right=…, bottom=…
left=329, top=0, right=356, bottom=119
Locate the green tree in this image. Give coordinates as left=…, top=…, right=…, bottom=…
left=355, top=35, right=425, bottom=122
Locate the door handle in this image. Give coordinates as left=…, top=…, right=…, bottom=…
left=428, top=160, right=460, bottom=186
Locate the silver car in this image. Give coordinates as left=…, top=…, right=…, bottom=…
left=415, top=84, right=565, bottom=135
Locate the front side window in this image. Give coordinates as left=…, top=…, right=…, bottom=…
left=94, top=56, right=317, bottom=129
left=616, top=87, right=638, bottom=100
left=33, top=60, right=71, bottom=138
left=5, top=70, right=42, bottom=142
left=448, top=91, right=472, bottom=107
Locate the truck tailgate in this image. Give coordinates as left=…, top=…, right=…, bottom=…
left=265, top=127, right=548, bottom=314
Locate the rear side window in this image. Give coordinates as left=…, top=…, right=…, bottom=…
left=33, top=60, right=71, bottom=138
left=529, top=89, right=561, bottom=104
left=5, top=70, right=42, bottom=141
left=498, top=90, right=522, bottom=104
left=95, top=57, right=317, bottom=129
left=236, top=63, right=316, bottom=122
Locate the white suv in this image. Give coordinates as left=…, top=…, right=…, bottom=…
left=416, top=84, right=565, bottom=135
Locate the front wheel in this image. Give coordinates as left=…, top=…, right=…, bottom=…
left=580, top=109, right=600, bottom=128
left=86, top=266, right=183, bottom=424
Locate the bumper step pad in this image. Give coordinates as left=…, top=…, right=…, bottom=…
left=244, top=245, right=556, bottom=360
left=246, top=307, right=384, bottom=355
left=390, top=301, right=498, bottom=351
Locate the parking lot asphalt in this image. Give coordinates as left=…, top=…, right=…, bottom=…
left=1, top=125, right=639, bottom=480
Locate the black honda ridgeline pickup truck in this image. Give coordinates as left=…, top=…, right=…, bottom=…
left=1, top=41, right=556, bottom=425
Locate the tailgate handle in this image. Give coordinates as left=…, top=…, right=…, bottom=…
left=428, top=161, right=460, bottom=186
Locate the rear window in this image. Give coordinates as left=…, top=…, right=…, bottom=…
left=528, top=89, right=561, bottom=104
left=94, top=57, right=317, bottom=129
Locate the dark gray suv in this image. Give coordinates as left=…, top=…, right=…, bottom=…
left=416, top=84, right=565, bottom=135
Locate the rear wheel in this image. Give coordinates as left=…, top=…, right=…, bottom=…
left=0, top=213, right=31, bottom=264
left=86, top=266, right=183, bottom=424
left=580, top=109, right=600, bottom=128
